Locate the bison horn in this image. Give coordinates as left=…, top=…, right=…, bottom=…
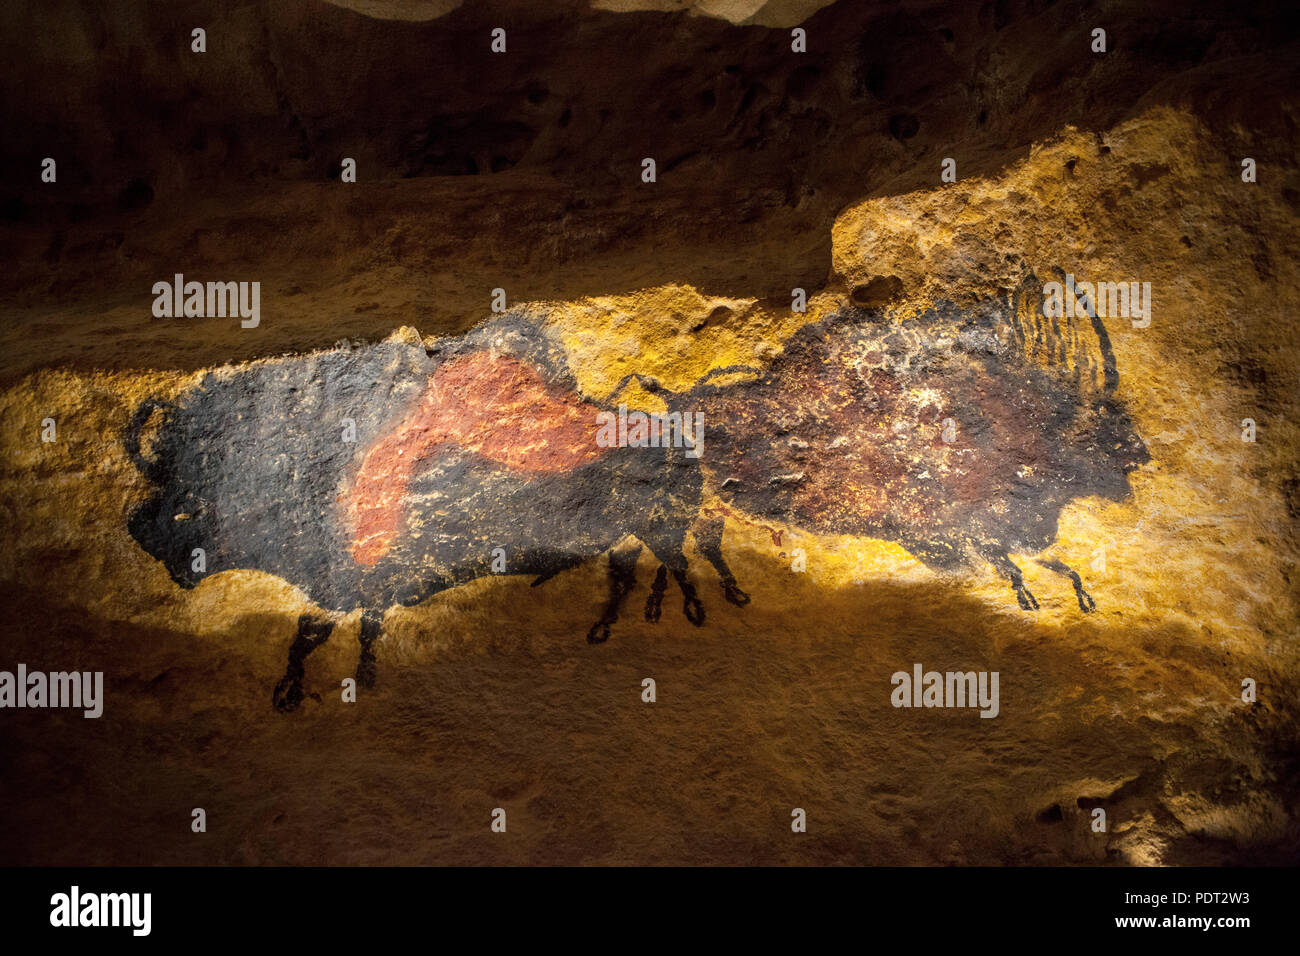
left=124, top=398, right=176, bottom=484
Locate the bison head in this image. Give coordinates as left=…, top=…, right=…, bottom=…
left=127, top=486, right=217, bottom=589
left=124, top=398, right=218, bottom=589
left=1047, top=392, right=1151, bottom=505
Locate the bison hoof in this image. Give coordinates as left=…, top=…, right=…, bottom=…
left=586, top=621, right=611, bottom=645
left=723, top=583, right=751, bottom=607
left=1016, top=586, right=1040, bottom=612
left=684, top=597, right=705, bottom=627
left=273, top=678, right=303, bottom=713
left=645, top=594, right=663, bottom=624
left=1076, top=587, right=1096, bottom=613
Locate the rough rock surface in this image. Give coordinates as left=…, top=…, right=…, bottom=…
left=0, top=0, right=1298, bottom=865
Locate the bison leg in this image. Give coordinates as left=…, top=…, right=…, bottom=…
left=642, top=531, right=705, bottom=627
left=273, top=613, right=336, bottom=713
left=983, top=549, right=1039, bottom=611
left=1035, top=558, right=1096, bottom=613
left=643, top=563, right=703, bottom=625
left=693, top=513, right=750, bottom=607
left=645, top=564, right=668, bottom=623
left=355, top=608, right=384, bottom=687
left=672, top=567, right=706, bottom=626
left=587, top=544, right=642, bottom=644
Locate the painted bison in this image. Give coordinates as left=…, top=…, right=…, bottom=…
left=693, top=268, right=1149, bottom=611
left=125, top=270, right=1148, bottom=710
left=126, top=315, right=745, bottom=711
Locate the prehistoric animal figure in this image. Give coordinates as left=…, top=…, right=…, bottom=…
left=125, top=316, right=740, bottom=711
left=125, top=271, right=1147, bottom=710
left=689, top=269, right=1149, bottom=611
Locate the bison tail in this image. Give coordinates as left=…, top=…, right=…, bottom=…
left=598, top=371, right=677, bottom=406
left=598, top=365, right=763, bottom=412
left=124, top=398, right=176, bottom=483
left=689, top=364, right=763, bottom=395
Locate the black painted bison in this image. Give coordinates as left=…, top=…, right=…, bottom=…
left=125, top=315, right=744, bottom=711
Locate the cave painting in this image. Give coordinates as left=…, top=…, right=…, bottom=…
left=125, top=270, right=1148, bottom=710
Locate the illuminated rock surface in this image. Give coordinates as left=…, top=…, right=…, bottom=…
left=0, top=0, right=1297, bottom=864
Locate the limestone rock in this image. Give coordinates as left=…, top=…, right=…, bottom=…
left=0, top=0, right=1296, bottom=866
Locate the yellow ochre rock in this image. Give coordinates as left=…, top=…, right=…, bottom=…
left=0, top=104, right=1296, bottom=866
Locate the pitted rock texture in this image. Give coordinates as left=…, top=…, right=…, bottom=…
left=0, top=0, right=1298, bottom=865
left=4, top=0, right=1298, bottom=381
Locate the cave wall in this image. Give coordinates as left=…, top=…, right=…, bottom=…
left=0, top=0, right=1298, bottom=865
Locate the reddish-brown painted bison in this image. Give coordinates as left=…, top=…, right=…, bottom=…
left=691, top=269, right=1148, bottom=610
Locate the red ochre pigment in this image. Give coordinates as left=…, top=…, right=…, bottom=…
left=345, top=351, right=609, bottom=565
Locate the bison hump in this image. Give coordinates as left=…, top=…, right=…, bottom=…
left=344, top=350, right=609, bottom=566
